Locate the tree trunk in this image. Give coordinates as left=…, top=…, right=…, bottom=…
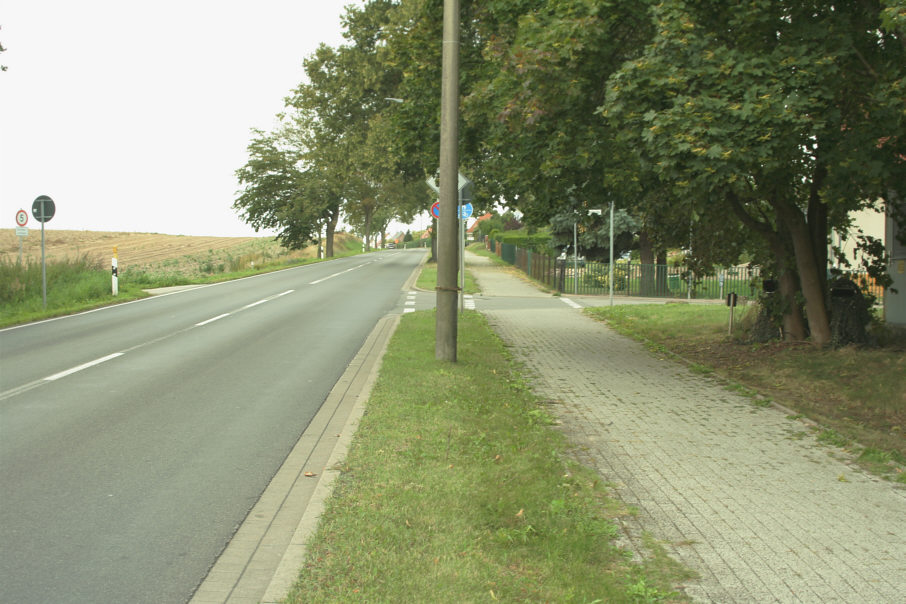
left=363, top=206, right=374, bottom=252
left=656, top=250, right=668, bottom=296
left=807, top=164, right=828, bottom=294
left=776, top=199, right=831, bottom=345
left=325, top=210, right=338, bottom=258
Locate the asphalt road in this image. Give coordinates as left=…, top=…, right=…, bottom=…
left=0, top=249, right=426, bottom=604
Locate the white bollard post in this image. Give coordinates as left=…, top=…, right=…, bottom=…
left=112, top=247, right=119, bottom=296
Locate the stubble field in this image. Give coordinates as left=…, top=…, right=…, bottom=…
left=0, top=229, right=322, bottom=278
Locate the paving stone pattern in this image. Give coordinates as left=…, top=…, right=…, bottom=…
left=467, top=253, right=906, bottom=604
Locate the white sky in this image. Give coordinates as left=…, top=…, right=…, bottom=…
left=1, top=1, right=359, bottom=237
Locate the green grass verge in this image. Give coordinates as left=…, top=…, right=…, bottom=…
left=285, top=311, right=688, bottom=603
left=0, top=242, right=366, bottom=328
left=416, top=263, right=479, bottom=294
left=586, top=304, right=906, bottom=483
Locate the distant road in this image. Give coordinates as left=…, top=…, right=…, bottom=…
left=0, top=250, right=426, bottom=604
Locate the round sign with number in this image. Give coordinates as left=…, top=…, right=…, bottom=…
left=16, top=209, right=29, bottom=227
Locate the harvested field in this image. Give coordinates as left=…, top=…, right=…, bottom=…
left=0, top=229, right=339, bottom=278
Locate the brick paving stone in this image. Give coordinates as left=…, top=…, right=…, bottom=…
left=465, top=251, right=906, bottom=604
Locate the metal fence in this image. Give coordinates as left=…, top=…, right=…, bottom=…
left=488, top=239, right=885, bottom=301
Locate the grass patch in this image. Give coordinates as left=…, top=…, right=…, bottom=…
left=285, top=311, right=689, bottom=603
left=0, top=238, right=367, bottom=328
left=586, top=304, right=906, bottom=481
left=416, top=263, right=479, bottom=294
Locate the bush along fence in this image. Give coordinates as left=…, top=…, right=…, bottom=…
left=485, top=239, right=884, bottom=302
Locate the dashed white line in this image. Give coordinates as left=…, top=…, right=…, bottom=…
left=242, top=300, right=268, bottom=310
left=559, top=297, right=582, bottom=309
left=309, top=264, right=369, bottom=285
left=196, top=313, right=231, bottom=327
left=45, top=353, right=124, bottom=381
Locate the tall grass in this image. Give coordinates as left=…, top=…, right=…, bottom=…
left=0, top=236, right=370, bottom=328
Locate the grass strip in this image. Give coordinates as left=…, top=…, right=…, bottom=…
left=0, top=241, right=366, bottom=328
left=285, top=310, right=686, bottom=603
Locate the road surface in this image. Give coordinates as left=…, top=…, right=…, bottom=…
left=0, top=249, right=426, bottom=604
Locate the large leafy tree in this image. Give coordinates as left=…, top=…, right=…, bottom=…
left=234, top=127, right=331, bottom=249
left=461, top=1, right=653, bottom=223
left=605, top=0, right=906, bottom=344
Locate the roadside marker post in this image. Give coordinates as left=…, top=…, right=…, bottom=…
left=112, top=247, right=119, bottom=296
left=726, top=292, right=739, bottom=334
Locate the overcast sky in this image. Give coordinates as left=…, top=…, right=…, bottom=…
left=1, top=1, right=362, bottom=237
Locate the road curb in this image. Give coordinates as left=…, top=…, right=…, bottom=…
left=190, top=313, right=401, bottom=604
left=261, top=313, right=399, bottom=603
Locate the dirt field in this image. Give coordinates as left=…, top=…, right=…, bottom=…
left=0, top=229, right=328, bottom=277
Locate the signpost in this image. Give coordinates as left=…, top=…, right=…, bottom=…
left=427, top=172, right=473, bottom=314
left=31, top=195, right=56, bottom=308
left=15, top=209, right=29, bottom=264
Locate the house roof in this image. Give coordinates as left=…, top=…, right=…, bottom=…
left=467, top=213, right=493, bottom=234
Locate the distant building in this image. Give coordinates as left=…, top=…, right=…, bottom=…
left=831, top=205, right=904, bottom=326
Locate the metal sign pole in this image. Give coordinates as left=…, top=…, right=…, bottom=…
left=41, top=199, right=47, bottom=308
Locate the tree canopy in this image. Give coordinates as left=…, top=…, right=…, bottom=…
left=234, top=0, right=906, bottom=343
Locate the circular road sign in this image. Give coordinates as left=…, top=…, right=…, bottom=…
left=16, top=209, right=29, bottom=227
left=459, top=202, right=473, bottom=220
left=32, top=195, right=56, bottom=223
left=431, top=201, right=441, bottom=218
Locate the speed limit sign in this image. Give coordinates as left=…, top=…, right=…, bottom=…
left=16, top=209, right=28, bottom=227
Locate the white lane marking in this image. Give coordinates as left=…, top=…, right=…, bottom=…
left=560, top=297, right=583, bottom=309
left=45, top=353, right=124, bottom=381
left=464, top=295, right=475, bottom=310
left=309, top=263, right=369, bottom=285
left=1, top=288, right=299, bottom=399
left=196, top=313, right=230, bottom=327
left=403, top=308, right=415, bottom=314
left=240, top=289, right=294, bottom=311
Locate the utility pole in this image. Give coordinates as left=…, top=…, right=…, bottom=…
left=436, top=0, right=460, bottom=362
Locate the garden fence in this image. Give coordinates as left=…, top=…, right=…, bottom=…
left=487, top=239, right=884, bottom=301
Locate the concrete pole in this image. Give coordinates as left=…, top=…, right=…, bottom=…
left=436, top=0, right=460, bottom=362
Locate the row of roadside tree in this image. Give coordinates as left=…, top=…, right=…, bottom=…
left=233, top=0, right=906, bottom=346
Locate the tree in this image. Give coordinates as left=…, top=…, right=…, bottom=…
left=233, top=128, right=330, bottom=249
left=605, top=0, right=906, bottom=344
left=461, top=0, right=653, bottom=226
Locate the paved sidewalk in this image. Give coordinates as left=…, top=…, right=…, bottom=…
left=466, top=252, right=906, bottom=603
